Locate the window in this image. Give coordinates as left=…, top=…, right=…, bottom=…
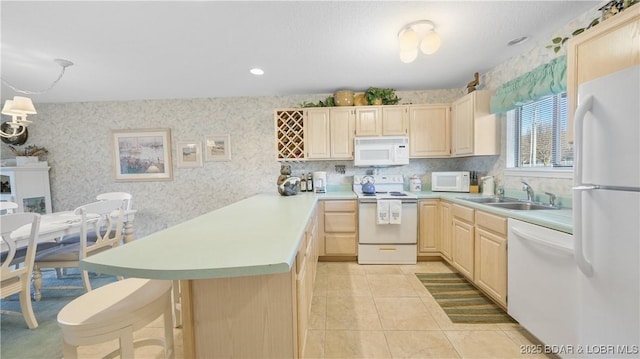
left=507, top=93, right=573, bottom=168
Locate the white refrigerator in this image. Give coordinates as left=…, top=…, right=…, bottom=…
left=573, top=64, right=640, bottom=357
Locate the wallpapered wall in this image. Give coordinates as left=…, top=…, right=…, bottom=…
left=0, top=5, right=599, bottom=237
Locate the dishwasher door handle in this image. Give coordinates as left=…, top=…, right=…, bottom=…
left=511, top=227, right=573, bottom=255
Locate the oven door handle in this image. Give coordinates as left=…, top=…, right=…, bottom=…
left=358, top=199, right=417, bottom=204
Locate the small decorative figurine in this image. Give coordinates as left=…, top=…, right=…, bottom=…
left=277, top=164, right=300, bottom=196
left=466, top=72, right=479, bottom=93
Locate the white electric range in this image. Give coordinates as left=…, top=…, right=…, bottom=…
left=353, top=175, right=417, bottom=264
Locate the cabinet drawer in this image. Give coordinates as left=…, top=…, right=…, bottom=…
left=453, top=204, right=474, bottom=223
left=475, top=211, right=507, bottom=236
left=323, top=200, right=356, bottom=212
left=325, top=234, right=357, bottom=255
left=325, top=212, right=356, bottom=232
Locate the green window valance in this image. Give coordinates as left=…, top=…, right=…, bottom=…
left=490, top=55, right=567, bottom=114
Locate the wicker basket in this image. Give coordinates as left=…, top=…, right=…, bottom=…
left=333, top=90, right=354, bottom=106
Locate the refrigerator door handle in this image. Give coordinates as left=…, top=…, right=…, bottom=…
left=573, top=95, right=593, bottom=187
left=572, top=185, right=595, bottom=276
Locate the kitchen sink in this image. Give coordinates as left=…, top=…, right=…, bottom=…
left=459, top=196, right=520, bottom=204
left=485, top=202, right=559, bottom=210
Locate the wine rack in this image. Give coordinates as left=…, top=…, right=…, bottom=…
left=275, top=109, right=305, bottom=160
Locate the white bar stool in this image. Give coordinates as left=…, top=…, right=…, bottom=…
left=57, top=278, right=174, bottom=359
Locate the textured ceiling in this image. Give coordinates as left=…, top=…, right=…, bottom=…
left=1, top=1, right=600, bottom=104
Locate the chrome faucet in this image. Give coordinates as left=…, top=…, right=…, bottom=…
left=521, top=181, right=535, bottom=202
left=544, top=192, right=557, bottom=206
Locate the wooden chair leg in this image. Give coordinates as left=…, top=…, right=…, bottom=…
left=164, top=299, right=175, bottom=359
left=80, top=269, right=92, bottom=292
left=119, top=326, right=135, bottom=359
left=19, top=280, right=38, bottom=329
left=62, top=341, right=78, bottom=359
left=32, top=266, right=43, bottom=302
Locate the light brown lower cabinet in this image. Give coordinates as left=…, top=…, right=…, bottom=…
left=474, top=210, right=508, bottom=308
left=320, top=200, right=358, bottom=257
left=418, top=199, right=440, bottom=255
left=438, top=201, right=508, bottom=309
left=451, top=204, right=475, bottom=280
left=439, top=201, right=453, bottom=260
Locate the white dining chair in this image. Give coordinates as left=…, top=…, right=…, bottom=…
left=96, top=192, right=132, bottom=210
left=58, top=192, right=131, bottom=246
left=1, top=212, right=41, bottom=329
left=32, top=200, right=125, bottom=301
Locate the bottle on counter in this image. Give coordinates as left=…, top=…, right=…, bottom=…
left=300, top=174, right=307, bottom=192
left=307, top=173, right=313, bottom=192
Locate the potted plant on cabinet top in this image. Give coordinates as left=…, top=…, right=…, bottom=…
left=9, top=145, right=48, bottom=166
left=364, top=87, right=400, bottom=105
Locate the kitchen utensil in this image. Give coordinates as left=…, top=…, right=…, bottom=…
left=481, top=176, right=495, bottom=195
left=361, top=175, right=376, bottom=195
left=313, top=171, right=327, bottom=193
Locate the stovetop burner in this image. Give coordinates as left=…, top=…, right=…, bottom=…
left=389, top=191, right=408, bottom=197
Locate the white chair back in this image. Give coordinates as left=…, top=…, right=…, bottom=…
left=75, top=200, right=125, bottom=258
left=1, top=212, right=41, bottom=328
left=0, top=201, right=19, bottom=215
left=96, top=192, right=132, bottom=210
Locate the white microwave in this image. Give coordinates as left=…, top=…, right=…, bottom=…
left=354, top=136, right=409, bottom=167
left=431, top=171, right=470, bottom=192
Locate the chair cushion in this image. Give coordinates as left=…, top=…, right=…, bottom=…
left=58, top=231, right=100, bottom=245
left=1, top=242, right=61, bottom=265
left=35, top=243, right=81, bottom=262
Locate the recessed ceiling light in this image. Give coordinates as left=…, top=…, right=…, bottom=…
left=250, top=68, right=264, bottom=75
left=507, top=36, right=528, bottom=46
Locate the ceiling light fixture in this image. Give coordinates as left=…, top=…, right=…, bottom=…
left=0, top=96, right=36, bottom=138
left=250, top=68, right=264, bottom=75
left=1, top=58, right=74, bottom=95
left=398, top=20, right=441, bottom=63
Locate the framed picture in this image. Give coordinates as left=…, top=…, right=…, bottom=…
left=176, top=141, right=203, bottom=168
left=204, top=134, right=231, bottom=162
left=111, top=128, right=173, bottom=182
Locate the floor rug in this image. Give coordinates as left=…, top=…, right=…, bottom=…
left=416, top=272, right=516, bottom=324
left=1, top=268, right=117, bottom=359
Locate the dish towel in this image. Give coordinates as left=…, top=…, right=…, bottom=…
left=389, top=200, right=402, bottom=224
left=377, top=200, right=390, bottom=224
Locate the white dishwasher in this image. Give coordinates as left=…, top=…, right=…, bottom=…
left=508, top=219, right=577, bottom=356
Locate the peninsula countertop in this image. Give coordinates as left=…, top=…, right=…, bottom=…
left=81, top=191, right=354, bottom=280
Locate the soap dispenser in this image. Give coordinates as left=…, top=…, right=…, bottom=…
left=481, top=176, right=495, bottom=196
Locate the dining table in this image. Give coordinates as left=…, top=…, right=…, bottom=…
left=4, top=209, right=137, bottom=301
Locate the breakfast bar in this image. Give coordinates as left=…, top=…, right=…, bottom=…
left=81, top=192, right=329, bottom=358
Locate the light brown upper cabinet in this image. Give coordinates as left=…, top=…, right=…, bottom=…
left=567, top=6, right=639, bottom=143
left=451, top=90, right=498, bottom=157
left=304, top=108, right=356, bottom=160
left=408, top=104, right=451, bottom=158
left=355, top=106, right=407, bottom=136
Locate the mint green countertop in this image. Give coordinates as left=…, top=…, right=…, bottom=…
left=81, top=191, right=354, bottom=280
left=415, top=191, right=573, bottom=234
left=82, top=189, right=571, bottom=281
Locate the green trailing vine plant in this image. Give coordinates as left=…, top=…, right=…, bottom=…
left=546, top=17, right=600, bottom=53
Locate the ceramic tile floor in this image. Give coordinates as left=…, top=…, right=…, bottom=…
left=76, top=261, right=550, bottom=359
left=303, top=261, right=553, bottom=359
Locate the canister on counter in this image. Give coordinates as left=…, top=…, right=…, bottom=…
left=409, top=175, right=422, bottom=192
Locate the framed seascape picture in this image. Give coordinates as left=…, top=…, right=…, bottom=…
left=205, top=134, right=231, bottom=162
left=112, top=128, right=173, bottom=182
left=176, top=141, right=203, bottom=168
